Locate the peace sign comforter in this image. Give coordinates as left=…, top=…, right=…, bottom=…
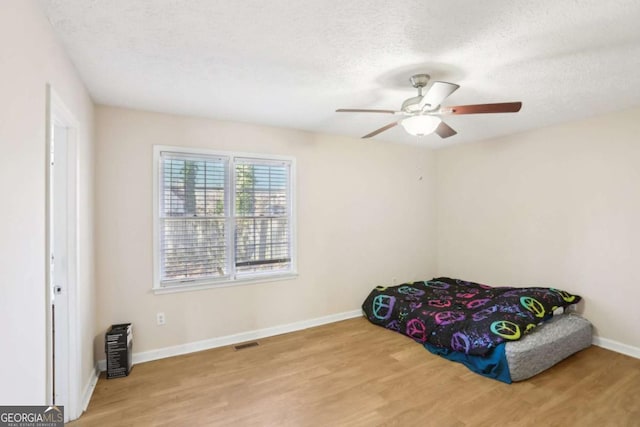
left=362, top=277, right=581, bottom=357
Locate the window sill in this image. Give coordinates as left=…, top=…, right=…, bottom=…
left=152, top=272, right=299, bottom=295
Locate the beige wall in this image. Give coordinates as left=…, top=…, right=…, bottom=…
left=436, top=107, right=640, bottom=349
left=0, top=1, right=96, bottom=405
left=94, top=106, right=437, bottom=355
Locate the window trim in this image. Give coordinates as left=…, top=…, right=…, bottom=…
left=152, top=145, right=297, bottom=293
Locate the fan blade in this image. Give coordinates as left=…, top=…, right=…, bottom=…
left=362, top=121, right=398, bottom=138
left=336, top=108, right=397, bottom=114
left=435, top=121, right=457, bottom=139
left=418, top=81, right=460, bottom=111
left=440, top=102, right=522, bottom=115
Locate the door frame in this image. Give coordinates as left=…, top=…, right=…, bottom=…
left=46, top=85, right=80, bottom=421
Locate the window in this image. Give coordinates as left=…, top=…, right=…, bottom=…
left=153, top=146, right=295, bottom=291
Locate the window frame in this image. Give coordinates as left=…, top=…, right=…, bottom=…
left=152, top=145, right=297, bottom=293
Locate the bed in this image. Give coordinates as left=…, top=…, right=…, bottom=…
left=362, top=277, right=592, bottom=383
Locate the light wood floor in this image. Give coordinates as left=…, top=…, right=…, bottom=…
left=71, top=317, right=640, bottom=426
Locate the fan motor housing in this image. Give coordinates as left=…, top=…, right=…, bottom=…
left=401, top=96, right=423, bottom=113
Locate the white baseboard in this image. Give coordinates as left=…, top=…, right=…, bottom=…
left=98, top=309, right=363, bottom=372
left=592, top=336, right=640, bottom=359
left=71, top=364, right=100, bottom=421
left=82, top=364, right=100, bottom=410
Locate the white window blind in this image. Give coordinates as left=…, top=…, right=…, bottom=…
left=155, top=147, right=295, bottom=290
left=234, top=158, right=291, bottom=275
left=159, top=152, right=229, bottom=284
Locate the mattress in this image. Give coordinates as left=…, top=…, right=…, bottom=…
left=362, top=278, right=590, bottom=382
left=506, top=313, right=592, bottom=381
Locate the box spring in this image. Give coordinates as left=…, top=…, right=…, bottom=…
left=506, top=313, right=592, bottom=381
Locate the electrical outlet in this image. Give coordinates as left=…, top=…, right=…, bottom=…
left=157, top=312, right=166, bottom=326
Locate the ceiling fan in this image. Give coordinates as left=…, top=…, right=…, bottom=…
left=336, top=74, right=522, bottom=139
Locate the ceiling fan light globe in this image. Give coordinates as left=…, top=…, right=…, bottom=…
left=401, top=115, right=441, bottom=136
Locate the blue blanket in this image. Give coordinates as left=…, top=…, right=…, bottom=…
left=425, top=342, right=512, bottom=383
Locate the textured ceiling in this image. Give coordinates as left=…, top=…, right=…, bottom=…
left=39, top=0, right=640, bottom=147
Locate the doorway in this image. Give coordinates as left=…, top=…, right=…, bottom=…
left=46, top=86, right=79, bottom=422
